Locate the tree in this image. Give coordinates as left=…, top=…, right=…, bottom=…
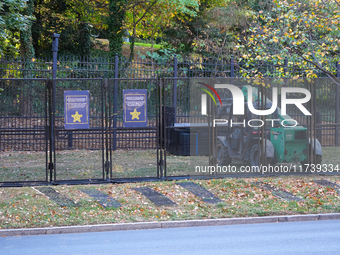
left=32, top=0, right=76, bottom=56
left=124, top=0, right=157, bottom=60
left=31, top=0, right=107, bottom=56
left=188, top=1, right=256, bottom=58
left=0, top=0, right=34, bottom=56
left=159, top=0, right=257, bottom=57
left=236, top=0, right=340, bottom=82
left=20, top=0, right=35, bottom=60
left=161, top=0, right=211, bottom=55
left=124, top=0, right=200, bottom=59
left=108, top=0, right=127, bottom=56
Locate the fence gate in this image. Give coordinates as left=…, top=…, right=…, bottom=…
left=107, top=78, right=161, bottom=180
left=49, top=78, right=107, bottom=182
left=0, top=76, right=326, bottom=185
left=0, top=78, right=49, bottom=184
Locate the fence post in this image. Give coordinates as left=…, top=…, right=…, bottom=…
left=113, top=53, right=118, bottom=151
left=173, top=55, right=178, bottom=123
left=230, top=55, right=234, bottom=78
left=336, top=62, right=339, bottom=146
left=284, top=57, right=288, bottom=76
left=52, top=34, right=59, bottom=80
left=50, top=33, right=59, bottom=182
left=316, top=111, right=322, bottom=144
left=68, top=131, right=73, bottom=148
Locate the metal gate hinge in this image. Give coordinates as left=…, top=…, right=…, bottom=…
left=48, top=162, right=54, bottom=170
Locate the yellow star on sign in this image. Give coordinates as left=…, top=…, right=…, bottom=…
left=71, top=111, right=82, bottom=123
left=130, top=108, right=141, bottom=120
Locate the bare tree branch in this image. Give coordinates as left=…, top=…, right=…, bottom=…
left=131, top=0, right=158, bottom=26
left=286, top=46, right=340, bottom=88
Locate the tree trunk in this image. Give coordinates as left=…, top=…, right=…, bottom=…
left=20, top=0, right=35, bottom=71
left=108, top=0, right=127, bottom=57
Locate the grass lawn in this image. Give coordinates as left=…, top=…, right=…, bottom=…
left=1, top=147, right=340, bottom=181
left=0, top=147, right=340, bottom=229
left=94, top=38, right=162, bottom=49
left=128, top=42, right=163, bottom=49
left=1, top=175, right=340, bottom=229
left=0, top=150, right=206, bottom=181
left=93, top=38, right=162, bottom=58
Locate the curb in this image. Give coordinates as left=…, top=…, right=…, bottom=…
left=2, top=213, right=340, bottom=237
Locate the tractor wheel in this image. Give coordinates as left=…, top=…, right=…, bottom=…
left=216, top=140, right=231, bottom=166
left=250, top=144, right=273, bottom=169
left=300, top=154, right=322, bottom=170
left=250, top=144, right=261, bottom=168
left=316, top=154, right=322, bottom=164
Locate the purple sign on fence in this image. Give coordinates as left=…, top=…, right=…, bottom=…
left=123, top=89, right=147, bottom=127
left=64, top=90, right=90, bottom=129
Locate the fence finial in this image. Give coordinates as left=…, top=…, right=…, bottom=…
left=51, top=34, right=60, bottom=53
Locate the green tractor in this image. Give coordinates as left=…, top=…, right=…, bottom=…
left=215, top=85, right=322, bottom=168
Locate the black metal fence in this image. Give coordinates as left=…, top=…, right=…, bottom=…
left=1, top=51, right=340, bottom=185
left=2, top=55, right=339, bottom=79
left=2, top=54, right=339, bottom=149
left=0, top=78, right=48, bottom=151
left=0, top=76, right=338, bottom=184
left=1, top=76, right=339, bottom=151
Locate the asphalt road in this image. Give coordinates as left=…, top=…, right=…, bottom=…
left=1, top=220, right=340, bottom=255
